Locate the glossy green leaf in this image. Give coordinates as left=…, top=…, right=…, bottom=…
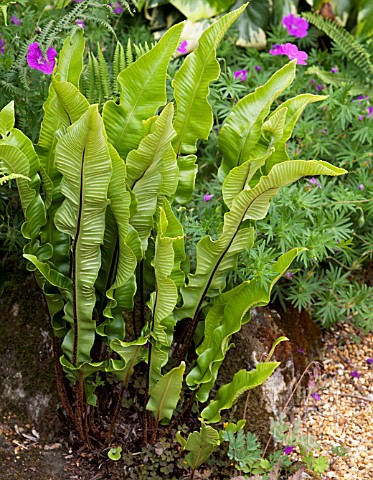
left=174, top=154, right=198, bottom=204
left=265, top=94, right=326, bottom=171
left=230, top=160, right=346, bottom=222
left=182, top=424, right=220, bottom=470
left=37, top=80, right=89, bottom=275
left=147, top=205, right=182, bottom=387
left=356, top=0, right=373, bottom=39
left=110, top=336, right=148, bottom=383
left=175, top=227, right=255, bottom=322
left=57, top=30, right=85, bottom=87
left=146, top=362, right=185, bottom=423
left=218, top=61, right=296, bottom=180
left=103, top=23, right=183, bottom=160
left=172, top=3, right=247, bottom=156
left=234, top=0, right=271, bottom=49
left=222, top=147, right=275, bottom=208
left=201, top=362, right=280, bottom=423
left=54, top=106, right=111, bottom=366
left=102, top=145, right=138, bottom=340
left=0, top=101, right=15, bottom=137
left=108, top=446, right=122, bottom=461
left=127, top=103, right=178, bottom=250
left=23, top=253, right=72, bottom=292
left=170, top=0, right=237, bottom=21
left=266, top=336, right=288, bottom=362
left=187, top=249, right=302, bottom=402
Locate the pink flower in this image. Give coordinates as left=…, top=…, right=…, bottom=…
left=203, top=194, right=214, bottom=202
left=234, top=69, right=248, bottom=82
left=359, top=184, right=365, bottom=191
left=269, top=43, right=308, bottom=65
left=312, top=392, right=321, bottom=400
left=331, top=67, right=338, bottom=73
left=177, top=40, right=188, bottom=54
left=282, top=14, right=309, bottom=38
left=76, top=19, right=85, bottom=29
left=26, top=42, right=57, bottom=75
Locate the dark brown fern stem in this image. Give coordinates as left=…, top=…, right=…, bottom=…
left=163, top=390, right=198, bottom=436
left=139, top=260, right=145, bottom=326
left=173, top=310, right=201, bottom=366
left=74, top=370, right=86, bottom=443
left=52, top=334, right=75, bottom=421
left=105, top=382, right=127, bottom=447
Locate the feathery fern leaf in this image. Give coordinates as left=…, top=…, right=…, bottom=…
left=302, top=12, right=373, bottom=78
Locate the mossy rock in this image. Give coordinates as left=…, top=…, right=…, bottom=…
left=0, top=261, right=60, bottom=439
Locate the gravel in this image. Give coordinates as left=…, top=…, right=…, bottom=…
left=297, top=325, right=373, bottom=480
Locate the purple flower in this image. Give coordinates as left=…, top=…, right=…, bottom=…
left=282, top=14, right=309, bottom=38
left=331, top=67, right=338, bottom=73
left=26, top=42, right=57, bottom=75
left=0, top=36, right=5, bottom=56
left=322, top=129, right=328, bottom=134
left=359, top=184, right=365, bottom=191
left=284, top=271, right=293, bottom=279
left=367, top=358, right=373, bottom=364
left=204, top=194, right=214, bottom=203
left=234, top=69, right=248, bottom=82
left=310, top=79, right=315, bottom=85
left=71, top=0, right=83, bottom=2
left=284, top=446, right=294, bottom=455
left=309, top=177, right=322, bottom=188
left=353, top=95, right=369, bottom=105
left=358, top=115, right=364, bottom=121
left=177, top=40, right=188, bottom=54
left=269, top=43, right=308, bottom=65
left=367, top=106, right=373, bottom=119
left=11, top=15, right=22, bottom=26
left=312, top=392, right=321, bottom=401
left=298, top=347, right=304, bottom=354
left=350, top=370, right=360, bottom=378
left=254, top=65, right=261, bottom=72
left=316, top=84, right=325, bottom=91
left=110, top=1, right=123, bottom=14
left=75, top=19, right=85, bottom=29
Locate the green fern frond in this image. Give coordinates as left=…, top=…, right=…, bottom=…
left=125, top=38, right=133, bottom=66
left=303, top=12, right=373, bottom=78
left=133, top=41, right=155, bottom=59
left=113, top=41, right=125, bottom=95
left=0, top=173, right=30, bottom=186
left=82, top=13, right=117, bottom=39
left=85, top=53, right=98, bottom=104
left=38, top=20, right=56, bottom=49
left=97, top=45, right=111, bottom=100
left=306, top=66, right=373, bottom=97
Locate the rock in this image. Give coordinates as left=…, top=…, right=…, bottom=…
left=217, top=304, right=322, bottom=446
left=0, top=262, right=61, bottom=440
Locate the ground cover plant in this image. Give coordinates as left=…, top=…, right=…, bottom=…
left=186, top=8, right=373, bottom=333
left=0, top=2, right=350, bottom=477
